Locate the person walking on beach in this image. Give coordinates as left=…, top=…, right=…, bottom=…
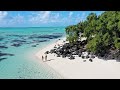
left=42, top=55, right=44, bottom=61
left=45, top=54, right=47, bottom=61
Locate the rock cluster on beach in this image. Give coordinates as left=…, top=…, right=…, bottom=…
left=47, top=39, right=120, bottom=62
left=98, top=49, right=120, bottom=62
left=47, top=40, right=95, bottom=61
left=54, top=37, right=119, bottom=61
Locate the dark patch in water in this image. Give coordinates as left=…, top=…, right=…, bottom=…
left=31, top=45, right=37, bottom=47
left=0, top=46, right=8, bottom=49
left=32, top=40, right=48, bottom=43
left=36, top=34, right=63, bottom=39
left=26, top=42, right=32, bottom=44
left=2, top=41, right=9, bottom=44
left=0, top=58, right=7, bottom=61
left=7, top=34, right=26, bottom=37
left=52, top=33, right=63, bottom=35
left=31, top=43, right=40, bottom=47
left=0, top=37, right=4, bottom=41
left=0, top=52, right=14, bottom=57
left=11, top=40, right=26, bottom=43
left=11, top=43, right=22, bottom=47
left=28, top=34, right=63, bottom=39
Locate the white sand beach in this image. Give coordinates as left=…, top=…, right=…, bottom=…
left=36, top=37, right=120, bottom=79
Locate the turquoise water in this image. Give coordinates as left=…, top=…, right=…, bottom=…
left=0, top=27, right=65, bottom=79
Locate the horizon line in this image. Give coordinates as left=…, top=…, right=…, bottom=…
left=0, top=26, right=66, bottom=28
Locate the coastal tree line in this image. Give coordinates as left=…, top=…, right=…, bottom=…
left=65, top=11, right=120, bottom=58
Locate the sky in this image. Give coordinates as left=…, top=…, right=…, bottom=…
left=0, top=11, right=104, bottom=27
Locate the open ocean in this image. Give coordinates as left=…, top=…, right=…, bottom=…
left=0, top=27, right=65, bottom=79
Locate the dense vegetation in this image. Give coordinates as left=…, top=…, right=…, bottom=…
left=65, top=11, right=120, bottom=60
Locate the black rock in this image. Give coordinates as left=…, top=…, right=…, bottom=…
left=62, top=55, right=66, bottom=58
left=72, top=52, right=76, bottom=55
left=83, top=60, right=86, bottom=62
left=72, top=50, right=79, bottom=55
left=91, top=55, right=95, bottom=59
left=81, top=40, right=87, bottom=46
left=45, top=51, right=49, bottom=54
left=56, top=51, right=61, bottom=55
left=54, top=46, right=57, bottom=48
left=98, top=56, right=104, bottom=59
left=50, top=49, right=56, bottom=53
left=81, top=49, right=86, bottom=52
left=81, top=56, right=85, bottom=59
left=89, top=58, right=93, bottom=62
left=69, top=55, right=75, bottom=60
left=86, top=55, right=89, bottom=59
left=57, top=54, right=60, bottom=57
left=72, top=47, right=78, bottom=51
left=114, top=53, right=120, bottom=61
left=66, top=54, right=71, bottom=57
left=78, top=53, right=81, bottom=57
left=106, top=54, right=115, bottom=60
left=87, top=51, right=90, bottom=54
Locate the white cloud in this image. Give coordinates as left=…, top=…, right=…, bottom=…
left=54, top=13, right=60, bottom=19
left=75, top=12, right=87, bottom=23
left=5, top=14, right=25, bottom=26
left=29, top=11, right=77, bottom=26
left=29, top=11, right=76, bottom=25
left=0, top=12, right=25, bottom=27
left=50, top=13, right=60, bottom=22
left=0, top=11, right=8, bottom=20
left=29, top=11, right=62, bottom=24
left=13, top=14, right=24, bottom=23
left=41, top=11, right=51, bottom=20
left=0, top=11, right=89, bottom=27
left=29, top=11, right=51, bottom=23
left=68, top=12, right=73, bottom=18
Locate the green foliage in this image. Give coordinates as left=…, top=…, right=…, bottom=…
left=65, top=11, right=120, bottom=54
left=65, top=25, right=79, bottom=44
left=115, top=38, right=120, bottom=50
left=102, top=32, right=111, bottom=46
left=86, top=34, right=103, bottom=54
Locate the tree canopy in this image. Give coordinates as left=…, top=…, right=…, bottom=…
left=65, top=11, right=120, bottom=56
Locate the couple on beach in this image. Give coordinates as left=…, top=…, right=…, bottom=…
left=42, top=54, right=47, bottom=62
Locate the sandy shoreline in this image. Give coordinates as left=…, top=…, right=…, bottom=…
left=36, top=37, right=120, bottom=79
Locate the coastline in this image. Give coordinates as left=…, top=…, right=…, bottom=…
left=35, top=36, right=66, bottom=79
left=36, top=37, right=120, bottom=79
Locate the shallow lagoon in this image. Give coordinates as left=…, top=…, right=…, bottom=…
left=0, top=27, right=65, bottom=79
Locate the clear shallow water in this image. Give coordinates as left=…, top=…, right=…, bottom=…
left=0, top=27, right=65, bottom=79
